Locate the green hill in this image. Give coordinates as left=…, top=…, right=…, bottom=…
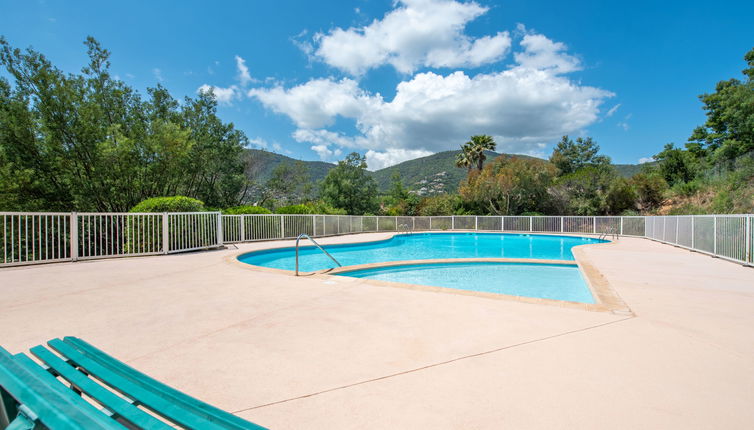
left=245, top=149, right=335, bottom=183
left=245, top=148, right=648, bottom=195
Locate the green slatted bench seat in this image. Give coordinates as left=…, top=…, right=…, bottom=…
left=0, top=337, right=267, bottom=430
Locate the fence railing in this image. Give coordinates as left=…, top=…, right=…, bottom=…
left=1, top=212, right=222, bottom=267
left=2, top=213, right=752, bottom=267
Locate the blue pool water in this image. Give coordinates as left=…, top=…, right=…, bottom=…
left=238, top=232, right=605, bottom=272
left=337, top=262, right=595, bottom=303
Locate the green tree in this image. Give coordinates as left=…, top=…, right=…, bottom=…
left=320, top=153, right=378, bottom=215
left=549, top=136, right=611, bottom=175
left=689, top=48, right=754, bottom=166
left=631, top=173, right=667, bottom=212
left=548, top=166, right=617, bottom=215
left=0, top=37, right=249, bottom=211
left=388, top=171, right=409, bottom=202
left=653, top=143, right=697, bottom=186
left=460, top=156, right=557, bottom=215
left=264, top=161, right=310, bottom=205
left=456, top=135, right=496, bottom=171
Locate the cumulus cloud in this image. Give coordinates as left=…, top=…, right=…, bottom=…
left=638, top=156, right=654, bottom=164
left=197, top=84, right=239, bottom=105
left=312, top=0, right=511, bottom=75
left=249, top=31, right=613, bottom=168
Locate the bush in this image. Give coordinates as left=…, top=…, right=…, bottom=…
left=223, top=205, right=272, bottom=215
left=275, top=204, right=310, bottom=214
left=130, top=196, right=205, bottom=213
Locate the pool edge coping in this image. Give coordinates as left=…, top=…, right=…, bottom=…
left=226, top=231, right=632, bottom=314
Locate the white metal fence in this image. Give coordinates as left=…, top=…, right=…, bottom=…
left=2, top=212, right=752, bottom=267
left=1, top=212, right=222, bottom=267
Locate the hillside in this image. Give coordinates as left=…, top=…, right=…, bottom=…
left=245, top=149, right=334, bottom=183
left=246, top=148, right=648, bottom=195
left=371, top=150, right=515, bottom=195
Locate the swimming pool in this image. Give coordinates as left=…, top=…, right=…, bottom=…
left=337, top=262, right=595, bottom=303
left=238, top=232, right=606, bottom=304
left=237, top=232, right=606, bottom=273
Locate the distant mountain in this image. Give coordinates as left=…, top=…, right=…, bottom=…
left=614, top=162, right=653, bottom=178
left=245, top=149, right=334, bottom=183
left=245, top=148, right=649, bottom=195
left=370, top=150, right=529, bottom=195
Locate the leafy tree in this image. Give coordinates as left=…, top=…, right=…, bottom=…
left=388, top=171, right=409, bottom=202
left=417, top=194, right=463, bottom=216
left=631, top=173, right=667, bottom=212
left=264, top=161, right=310, bottom=205
left=549, top=136, right=611, bottom=175
left=320, top=153, right=378, bottom=215
left=456, top=135, right=496, bottom=171
left=605, top=178, right=637, bottom=215
left=689, top=48, right=754, bottom=165
left=548, top=165, right=617, bottom=215
left=653, top=143, right=697, bottom=186
left=460, top=156, right=557, bottom=215
left=0, top=37, right=249, bottom=211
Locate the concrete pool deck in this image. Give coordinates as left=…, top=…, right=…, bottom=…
left=1, top=234, right=753, bottom=429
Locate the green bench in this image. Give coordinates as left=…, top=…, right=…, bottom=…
left=0, top=337, right=267, bottom=429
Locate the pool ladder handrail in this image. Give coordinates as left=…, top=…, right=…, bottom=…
left=398, top=223, right=413, bottom=235
left=295, top=234, right=341, bottom=276
left=598, top=226, right=619, bottom=241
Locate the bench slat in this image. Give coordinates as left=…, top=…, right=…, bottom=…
left=49, top=338, right=265, bottom=430
left=0, top=347, right=124, bottom=430
left=31, top=345, right=173, bottom=430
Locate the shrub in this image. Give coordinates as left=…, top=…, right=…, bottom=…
left=223, top=205, right=272, bottom=215
left=130, top=196, right=205, bottom=213
left=275, top=204, right=310, bottom=214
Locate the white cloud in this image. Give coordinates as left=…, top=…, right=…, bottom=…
left=250, top=32, right=613, bottom=168
left=606, top=103, right=621, bottom=117
left=197, top=84, right=239, bottom=105
left=638, top=157, right=654, bottom=164
left=235, top=55, right=253, bottom=86
left=249, top=137, right=269, bottom=149
left=249, top=79, right=375, bottom=129
left=311, top=0, right=511, bottom=75
left=365, top=149, right=434, bottom=170
left=514, top=30, right=580, bottom=74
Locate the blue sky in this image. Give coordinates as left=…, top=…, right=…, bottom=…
left=1, top=0, right=753, bottom=169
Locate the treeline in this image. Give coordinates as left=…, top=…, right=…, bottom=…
left=0, top=37, right=249, bottom=212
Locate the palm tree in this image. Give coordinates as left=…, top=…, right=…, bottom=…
left=468, top=135, right=497, bottom=170
left=460, top=135, right=497, bottom=171
left=455, top=144, right=474, bottom=171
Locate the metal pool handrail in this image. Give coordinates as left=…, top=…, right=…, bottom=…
left=295, top=234, right=341, bottom=276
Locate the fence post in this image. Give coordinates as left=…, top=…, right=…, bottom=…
left=240, top=215, right=245, bottom=242
left=501, top=216, right=505, bottom=231
left=560, top=216, right=564, bottom=233
left=70, top=212, right=78, bottom=261
left=675, top=216, right=679, bottom=244
left=216, top=213, right=223, bottom=246
left=593, top=216, right=597, bottom=234
left=746, top=216, right=751, bottom=264
left=529, top=216, right=533, bottom=232
left=337, top=216, right=340, bottom=235
left=412, top=216, right=415, bottom=231
left=452, top=216, right=455, bottom=230
left=429, top=217, right=433, bottom=230
left=713, top=216, right=717, bottom=255
left=475, top=216, right=478, bottom=231
left=691, top=215, right=695, bottom=249
left=280, top=215, right=285, bottom=239
left=620, top=217, right=624, bottom=236
left=162, top=213, right=169, bottom=254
